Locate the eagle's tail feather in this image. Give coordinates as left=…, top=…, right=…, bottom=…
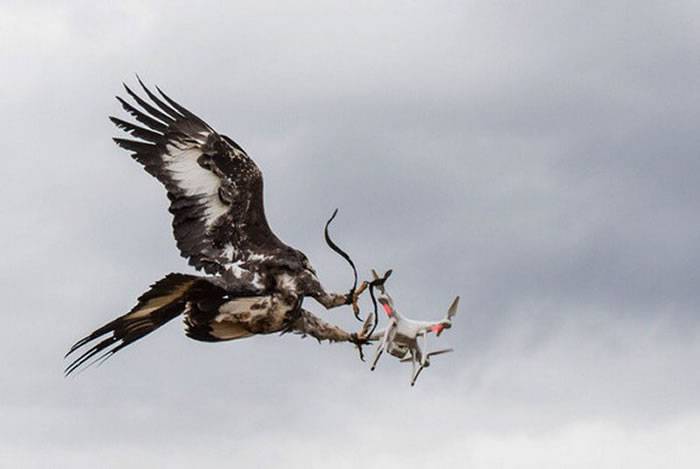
left=64, top=273, right=201, bottom=376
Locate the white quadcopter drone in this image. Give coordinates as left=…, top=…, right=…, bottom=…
left=365, top=270, right=460, bottom=386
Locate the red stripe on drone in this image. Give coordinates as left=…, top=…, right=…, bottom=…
left=382, top=303, right=393, bottom=317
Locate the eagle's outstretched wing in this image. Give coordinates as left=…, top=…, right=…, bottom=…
left=111, top=79, right=288, bottom=279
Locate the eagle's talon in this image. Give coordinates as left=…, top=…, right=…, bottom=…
left=352, top=300, right=362, bottom=321
left=350, top=332, right=370, bottom=346
left=348, top=281, right=369, bottom=320
left=350, top=332, right=371, bottom=361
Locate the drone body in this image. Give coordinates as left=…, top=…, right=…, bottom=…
left=369, top=285, right=459, bottom=386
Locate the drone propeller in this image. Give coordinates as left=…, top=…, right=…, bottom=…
left=447, top=296, right=460, bottom=321
left=408, top=348, right=454, bottom=386
left=432, top=296, right=460, bottom=336
left=427, top=348, right=453, bottom=358
left=359, top=311, right=375, bottom=338
left=400, top=348, right=453, bottom=363
left=371, top=269, right=392, bottom=295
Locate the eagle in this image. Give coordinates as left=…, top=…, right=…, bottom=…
left=65, top=79, right=369, bottom=375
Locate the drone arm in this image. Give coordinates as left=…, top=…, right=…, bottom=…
left=369, top=327, right=388, bottom=341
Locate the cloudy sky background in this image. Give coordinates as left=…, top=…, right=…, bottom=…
left=2, top=1, right=700, bottom=467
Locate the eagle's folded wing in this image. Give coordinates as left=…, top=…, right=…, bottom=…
left=110, top=79, right=284, bottom=275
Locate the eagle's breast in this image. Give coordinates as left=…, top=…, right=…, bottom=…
left=214, top=293, right=298, bottom=335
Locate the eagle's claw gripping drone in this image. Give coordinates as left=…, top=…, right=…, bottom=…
left=357, top=269, right=460, bottom=386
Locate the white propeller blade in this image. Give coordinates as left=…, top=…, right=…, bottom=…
left=359, top=310, right=374, bottom=338
left=447, top=296, right=460, bottom=320
left=427, top=348, right=453, bottom=358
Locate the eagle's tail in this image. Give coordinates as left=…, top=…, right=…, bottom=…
left=64, top=273, right=203, bottom=376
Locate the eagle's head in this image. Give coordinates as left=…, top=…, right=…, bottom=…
left=287, top=248, right=316, bottom=275
left=300, top=252, right=317, bottom=275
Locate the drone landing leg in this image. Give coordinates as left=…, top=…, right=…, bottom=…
left=410, top=349, right=416, bottom=379
left=370, top=345, right=384, bottom=371
left=410, top=333, right=429, bottom=386
left=411, top=364, right=425, bottom=386
left=370, top=342, right=385, bottom=371
left=370, top=327, right=391, bottom=371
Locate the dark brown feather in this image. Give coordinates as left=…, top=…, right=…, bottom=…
left=111, top=80, right=291, bottom=278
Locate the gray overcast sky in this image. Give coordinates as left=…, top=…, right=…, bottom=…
left=2, top=1, right=700, bottom=467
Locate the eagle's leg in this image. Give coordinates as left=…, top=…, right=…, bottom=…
left=351, top=280, right=369, bottom=315
left=312, top=291, right=347, bottom=309
left=310, top=281, right=369, bottom=316
left=290, top=309, right=371, bottom=346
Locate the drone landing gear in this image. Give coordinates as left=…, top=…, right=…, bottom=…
left=370, top=320, right=396, bottom=371
left=410, top=363, right=425, bottom=387
left=404, top=348, right=454, bottom=386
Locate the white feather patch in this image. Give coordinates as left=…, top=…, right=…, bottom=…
left=276, top=273, right=298, bottom=293
left=224, top=259, right=265, bottom=289
left=163, top=143, right=228, bottom=227
left=251, top=273, right=264, bottom=289
left=226, top=259, right=247, bottom=277
left=247, top=253, right=273, bottom=262
left=222, top=243, right=237, bottom=262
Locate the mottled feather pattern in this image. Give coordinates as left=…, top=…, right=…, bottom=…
left=110, top=78, right=288, bottom=280
left=291, top=309, right=353, bottom=343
